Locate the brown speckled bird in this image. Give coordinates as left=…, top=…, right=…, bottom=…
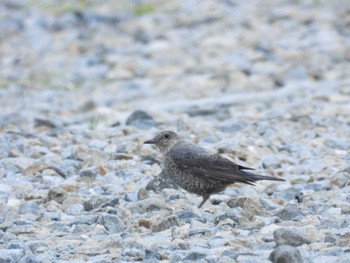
left=144, top=131, right=284, bottom=208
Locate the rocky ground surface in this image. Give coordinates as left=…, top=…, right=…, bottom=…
left=1, top=0, right=350, bottom=262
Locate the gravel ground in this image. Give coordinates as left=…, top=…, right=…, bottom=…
left=0, top=0, right=350, bottom=262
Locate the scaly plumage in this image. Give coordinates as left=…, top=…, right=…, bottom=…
left=144, top=131, right=284, bottom=208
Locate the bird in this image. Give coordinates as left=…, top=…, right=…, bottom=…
left=144, top=130, right=284, bottom=208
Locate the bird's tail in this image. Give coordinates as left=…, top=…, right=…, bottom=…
left=243, top=171, right=285, bottom=182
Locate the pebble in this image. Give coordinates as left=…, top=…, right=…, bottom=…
left=125, top=110, right=156, bottom=130
left=146, top=170, right=179, bottom=193
left=273, top=227, right=313, bottom=247
left=0, top=249, right=25, bottom=263
left=275, top=204, right=304, bottom=221
left=98, top=213, right=125, bottom=233
left=183, top=251, right=207, bottom=261
left=152, top=215, right=180, bottom=232
left=262, top=155, right=283, bottom=169
left=46, top=187, right=67, bottom=204
left=269, top=245, right=303, bottom=263
left=227, top=197, right=265, bottom=221
left=78, top=166, right=99, bottom=182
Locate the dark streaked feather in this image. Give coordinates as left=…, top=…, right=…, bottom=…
left=169, top=148, right=283, bottom=185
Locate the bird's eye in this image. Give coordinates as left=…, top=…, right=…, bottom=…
left=164, top=133, right=170, bottom=139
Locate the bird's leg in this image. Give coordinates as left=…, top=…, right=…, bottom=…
left=198, top=195, right=210, bottom=208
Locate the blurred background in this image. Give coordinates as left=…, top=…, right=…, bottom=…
left=0, top=0, right=350, bottom=262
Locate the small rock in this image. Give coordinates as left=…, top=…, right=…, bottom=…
left=124, top=192, right=138, bottom=202
left=88, top=139, right=107, bottom=150
left=324, top=138, right=350, bottom=151
left=152, top=215, right=180, bottom=232
left=330, top=170, right=350, bottom=189
left=78, top=167, right=99, bottom=182
left=98, top=213, right=125, bottom=233
left=124, top=247, right=145, bottom=260
left=65, top=204, right=85, bottom=215
left=125, top=110, right=156, bottom=130
left=336, top=233, right=350, bottom=247
left=221, top=250, right=238, bottom=260
left=274, top=227, right=313, bottom=247
left=19, top=201, right=40, bottom=215
left=188, top=228, right=212, bottom=236
left=46, top=187, right=67, bottom=204
left=183, top=251, right=207, bottom=261
left=0, top=249, right=25, bottom=263
left=145, top=249, right=161, bottom=261
left=89, top=224, right=108, bottom=235
left=277, top=187, right=302, bottom=201
left=84, top=196, right=119, bottom=211
left=138, top=219, right=152, bottom=229
left=259, top=198, right=281, bottom=211
left=269, top=245, right=303, bottom=263
left=62, top=195, right=85, bottom=214
left=34, top=118, right=59, bottom=128
left=28, top=241, right=48, bottom=254
left=275, top=204, right=304, bottom=221
left=284, top=66, right=308, bottom=82
left=176, top=208, right=200, bottom=223
left=137, top=188, right=149, bottom=200
left=0, top=200, right=8, bottom=223
left=128, top=198, right=168, bottom=214
left=262, top=155, right=282, bottom=169
left=146, top=170, right=179, bottom=193
left=214, top=212, right=239, bottom=225
left=71, top=145, right=90, bottom=161
left=6, top=240, right=25, bottom=250
left=172, top=224, right=190, bottom=239
left=227, top=197, right=265, bottom=221
left=324, top=234, right=337, bottom=244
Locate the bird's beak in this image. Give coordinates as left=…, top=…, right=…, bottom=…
left=144, top=138, right=158, bottom=144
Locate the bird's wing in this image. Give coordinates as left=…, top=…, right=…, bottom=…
left=168, top=147, right=256, bottom=185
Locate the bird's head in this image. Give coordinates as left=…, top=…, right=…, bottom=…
left=144, top=131, right=181, bottom=153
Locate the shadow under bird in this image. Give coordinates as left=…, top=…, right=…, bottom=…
left=144, top=131, right=285, bottom=208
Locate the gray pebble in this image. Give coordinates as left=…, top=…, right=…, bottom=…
left=262, top=155, right=282, bottom=169
left=269, top=245, right=303, bottom=263
left=188, top=228, right=212, bottom=236
left=88, top=139, right=107, bottom=149
left=0, top=249, right=25, bottom=263
left=324, top=138, right=350, bottom=151
left=125, top=110, right=156, bottom=130
left=28, top=241, right=48, bottom=254
left=19, top=201, right=41, bottom=215
left=46, top=187, right=67, bottom=204
left=0, top=200, right=8, bottom=223
left=84, top=196, right=119, bottom=211
left=98, top=213, right=125, bottom=233
left=176, top=209, right=200, bottom=223
left=124, top=247, right=145, bottom=260
left=65, top=203, right=85, bottom=215
left=221, top=250, right=238, bottom=260
left=214, top=213, right=239, bottom=225
left=275, top=204, right=304, bottom=221
left=274, top=227, right=313, bottom=247
left=183, top=251, right=207, bottom=261
left=152, top=215, right=180, bottom=232
left=227, top=197, right=265, bottom=221
left=146, top=170, right=179, bottom=193
left=137, top=188, right=149, bottom=200
left=145, top=249, right=161, bottom=261
left=7, top=240, right=26, bottom=251
left=78, top=166, right=99, bottom=182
